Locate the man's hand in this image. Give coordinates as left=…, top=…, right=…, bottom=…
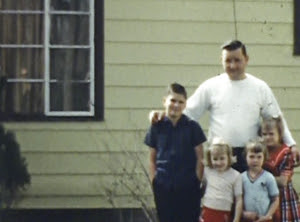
left=291, top=145, right=300, bottom=167
left=149, top=110, right=165, bottom=124
left=277, top=174, right=288, bottom=187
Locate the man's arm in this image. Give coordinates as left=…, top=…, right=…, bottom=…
left=279, top=117, right=300, bottom=166
left=149, top=147, right=157, bottom=183
left=195, top=144, right=204, bottom=180
left=184, top=83, right=210, bottom=121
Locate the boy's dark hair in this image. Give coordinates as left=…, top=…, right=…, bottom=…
left=166, top=82, right=187, bottom=99
left=221, top=40, right=248, bottom=57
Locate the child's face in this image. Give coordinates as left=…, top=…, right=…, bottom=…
left=163, top=92, right=186, bottom=121
left=261, top=127, right=280, bottom=148
left=246, top=151, right=264, bottom=171
left=210, top=150, right=228, bottom=172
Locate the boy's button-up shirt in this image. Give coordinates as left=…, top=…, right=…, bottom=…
left=144, top=114, right=206, bottom=189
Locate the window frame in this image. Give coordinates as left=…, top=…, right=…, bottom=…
left=0, top=0, right=104, bottom=121
left=294, top=0, right=300, bottom=55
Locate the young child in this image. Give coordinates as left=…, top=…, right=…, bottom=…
left=144, top=83, right=207, bottom=222
left=242, top=140, right=279, bottom=222
left=262, top=117, right=300, bottom=222
left=198, top=137, right=242, bottom=222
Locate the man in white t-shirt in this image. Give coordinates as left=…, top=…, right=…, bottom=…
left=184, top=40, right=298, bottom=172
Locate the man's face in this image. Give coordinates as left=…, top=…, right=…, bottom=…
left=221, top=48, right=248, bottom=80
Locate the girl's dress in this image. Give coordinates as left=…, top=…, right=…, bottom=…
left=263, top=144, right=300, bottom=222
left=200, top=167, right=242, bottom=222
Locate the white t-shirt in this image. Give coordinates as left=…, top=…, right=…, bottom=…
left=202, top=166, right=242, bottom=211
left=185, top=73, right=295, bottom=147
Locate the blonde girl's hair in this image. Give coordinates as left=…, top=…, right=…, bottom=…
left=205, top=137, right=234, bottom=169
left=244, top=139, right=269, bottom=162
left=260, top=116, right=284, bottom=144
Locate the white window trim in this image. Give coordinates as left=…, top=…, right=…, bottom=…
left=45, top=0, right=95, bottom=117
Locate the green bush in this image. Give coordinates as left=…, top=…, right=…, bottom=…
left=0, top=124, right=30, bottom=208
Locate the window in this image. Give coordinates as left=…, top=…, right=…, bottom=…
left=0, top=0, right=103, bottom=121
left=294, top=0, right=300, bottom=55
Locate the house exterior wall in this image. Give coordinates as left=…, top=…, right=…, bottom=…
left=3, top=0, right=300, bottom=209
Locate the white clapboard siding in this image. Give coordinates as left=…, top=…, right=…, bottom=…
left=106, top=21, right=292, bottom=44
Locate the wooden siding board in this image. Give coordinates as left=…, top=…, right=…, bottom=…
left=106, top=43, right=220, bottom=65
left=106, top=1, right=292, bottom=23
left=106, top=43, right=299, bottom=66
left=105, top=64, right=222, bottom=87
left=15, top=195, right=155, bottom=209
left=24, top=152, right=149, bottom=174
left=235, top=2, right=292, bottom=23
left=17, top=130, right=147, bottom=152
left=106, top=21, right=235, bottom=43
left=106, top=21, right=292, bottom=44
left=27, top=174, right=152, bottom=196
left=237, top=23, right=292, bottom=44
left=106, top=1, right=234, bottom=22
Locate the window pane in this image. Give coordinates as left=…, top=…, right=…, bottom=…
left=0, top=14, right=43, bottom=45
left=50, top=82, right=90, bottom=111
left=0, top=82, right=43, bottom=114
left=0, top=0, right=43, bottom=10
left=50, top=49, right=90, bottom=80
left=0, top=48, right=44, bottom=79
left=50, top=0, right=89, bottom=11
left=50, top=15, right=89, bottom=45
left=49, top=48, right=91, bottom=112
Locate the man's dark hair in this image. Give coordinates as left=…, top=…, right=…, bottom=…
left=221, top=40, right=248, bottom=57
left=167, top=82, right=187, bottom=99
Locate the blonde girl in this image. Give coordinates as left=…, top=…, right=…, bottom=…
left=198, top=137, right=242, bottom=222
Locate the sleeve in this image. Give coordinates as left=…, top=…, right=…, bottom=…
left=184, top=80, right=211, bottom=121
left=233, top=173, right=243, bottom=197
left=144, top=126, right=157, bottom=149
left=191, top=121, right=207, bottom=147
left=267, top=173, right=279, bottom=197
left=260, top=83, right=296, bottom=147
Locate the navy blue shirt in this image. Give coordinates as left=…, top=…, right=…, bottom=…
left=144, top=114, right=206, bottom=189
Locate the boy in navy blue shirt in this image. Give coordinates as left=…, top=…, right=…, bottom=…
left=144, top=83, right=206, bottom=222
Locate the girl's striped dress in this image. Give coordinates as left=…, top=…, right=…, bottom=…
left=264, top=144, right=300, bottom=222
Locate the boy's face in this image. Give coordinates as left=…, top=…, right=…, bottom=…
left=246, top=151, right=264, bottom=171
left=163, top=92, right=186, bottom=121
